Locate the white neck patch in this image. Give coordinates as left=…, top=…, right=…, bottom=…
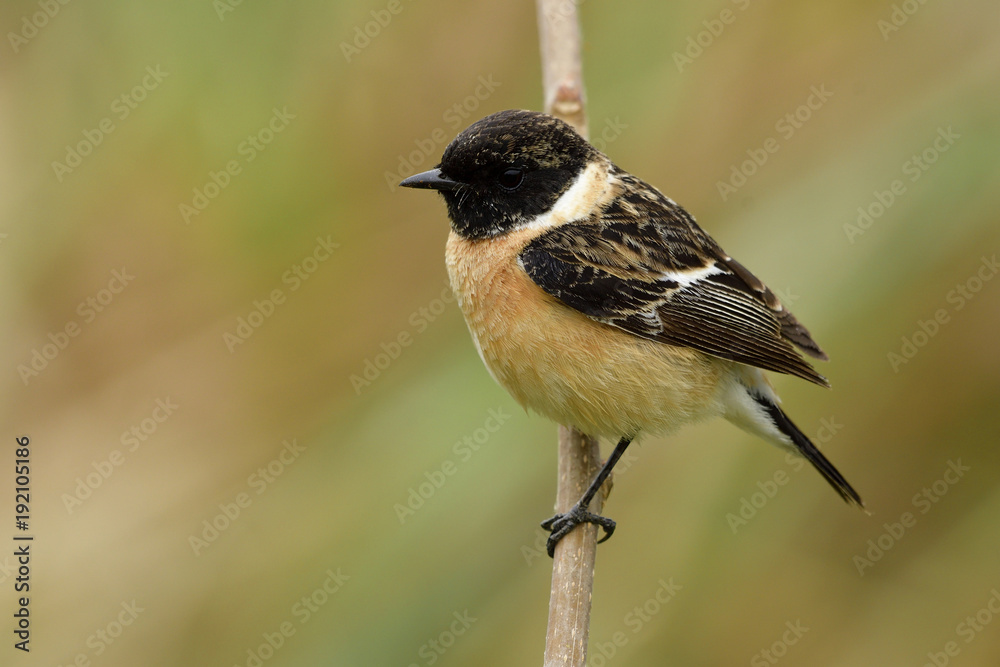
left=515, top=160, right=613, bottom=234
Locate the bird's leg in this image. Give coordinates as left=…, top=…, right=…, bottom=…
left=541, top=436, right=633, bottom=557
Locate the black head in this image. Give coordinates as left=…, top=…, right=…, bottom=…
left=400, top=110, right=599, bottom=240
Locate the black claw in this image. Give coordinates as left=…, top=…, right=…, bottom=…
left=541, top=503, right=617, bottom=557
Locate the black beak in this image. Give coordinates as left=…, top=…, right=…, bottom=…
left=399, top=168, right=461, bottom=191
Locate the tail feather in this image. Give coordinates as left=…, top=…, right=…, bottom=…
left=753, top=394, right=865, bottom=509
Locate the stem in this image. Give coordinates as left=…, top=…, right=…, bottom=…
left=543, top=427, right=604, bottom=667
left=537, top=0, right=587, bottom=135
left=536, top=3, right=603, bottom=666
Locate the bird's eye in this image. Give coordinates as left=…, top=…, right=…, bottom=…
left=498, top=167, right=524, bottom=190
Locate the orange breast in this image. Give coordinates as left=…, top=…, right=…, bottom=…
left=445, top=229, right=725, bottom=439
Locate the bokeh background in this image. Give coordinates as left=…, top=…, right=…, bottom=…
left=2, top=1, right=999, bottom=665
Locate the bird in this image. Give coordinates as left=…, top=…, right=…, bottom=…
left=400, top=109, right=864, bottom=557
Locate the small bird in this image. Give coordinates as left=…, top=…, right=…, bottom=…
left=400, top=109, right=864, bottom=557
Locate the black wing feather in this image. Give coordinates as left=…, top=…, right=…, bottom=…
left=519, top=174, right=829, bottom=386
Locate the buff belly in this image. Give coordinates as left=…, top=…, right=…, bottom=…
left=446, top=230, right=726, bottom=440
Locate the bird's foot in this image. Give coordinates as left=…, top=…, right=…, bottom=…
left=541, top=503, right=616, bottom=558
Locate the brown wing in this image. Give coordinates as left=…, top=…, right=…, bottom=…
left=518, top=176, right=829, bottom=386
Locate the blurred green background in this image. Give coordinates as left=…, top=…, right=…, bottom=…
left=2, top=1, right=999, bottom=665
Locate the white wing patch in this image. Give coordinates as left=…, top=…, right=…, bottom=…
left=658, top=262, right=724, bottom=287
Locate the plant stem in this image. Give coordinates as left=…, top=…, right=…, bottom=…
left=536, top=3, right=604, bottom=666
